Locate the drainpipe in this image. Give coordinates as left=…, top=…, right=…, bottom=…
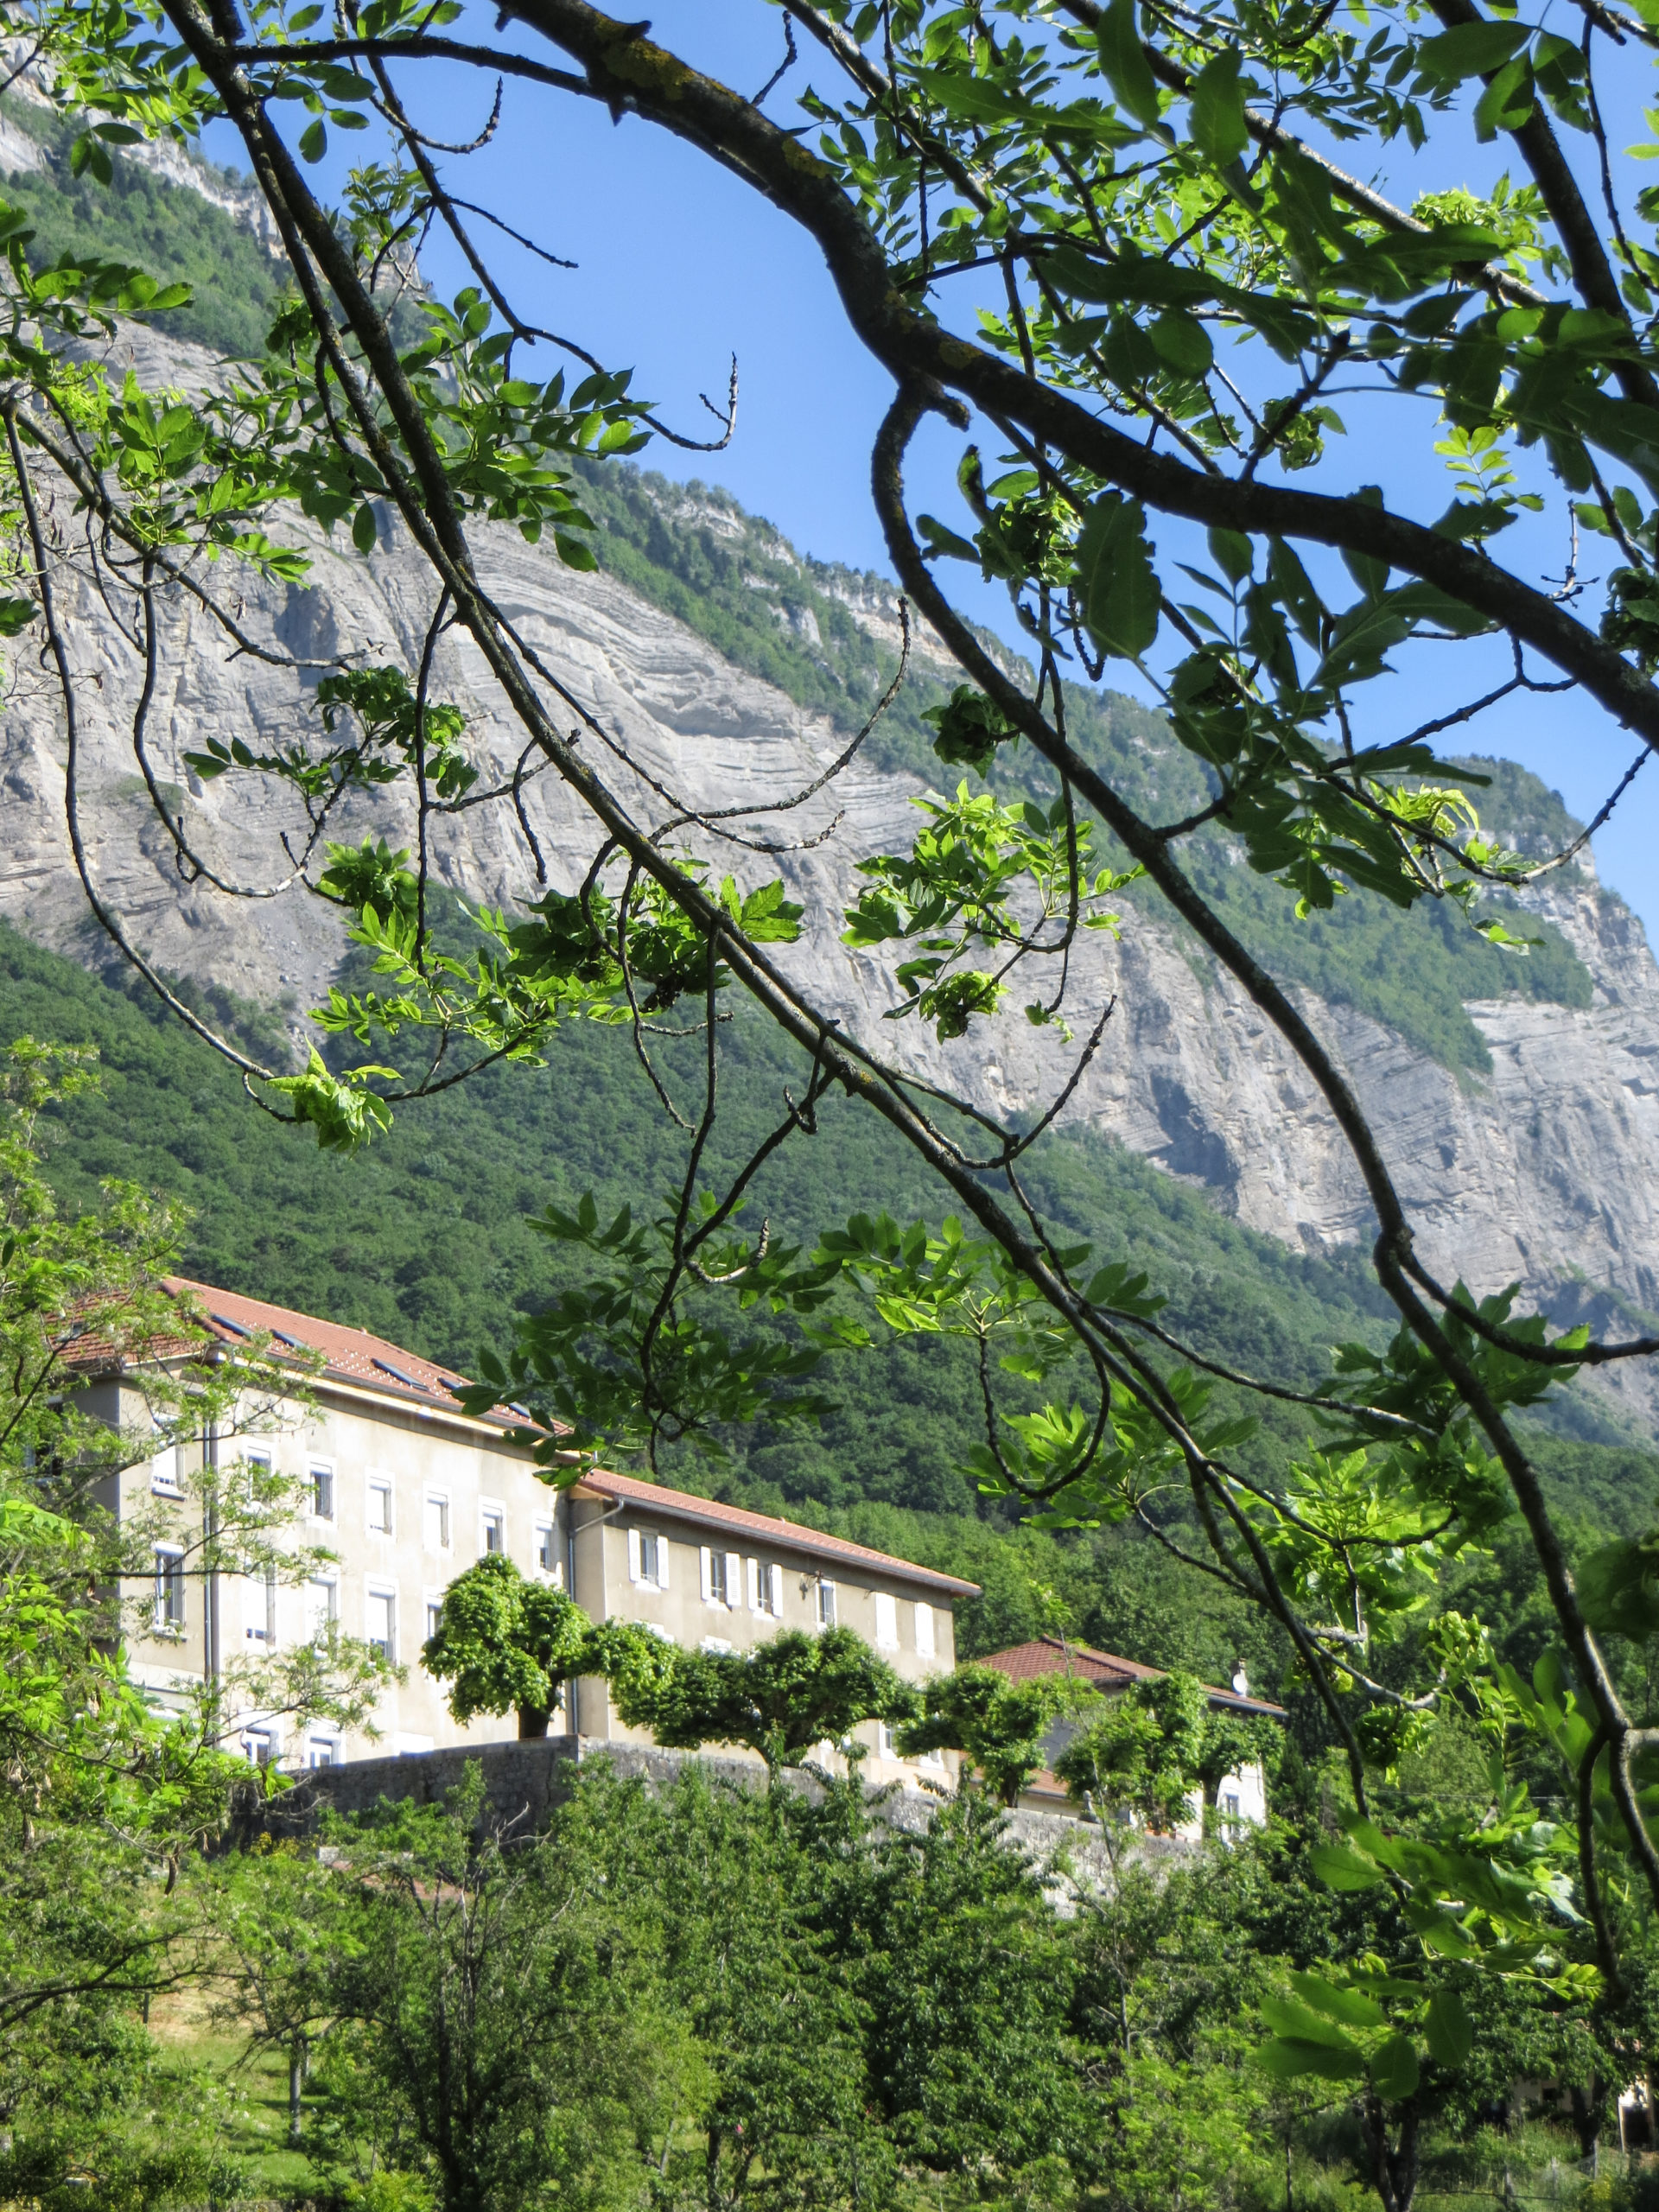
left=203, top=1421, right=219, bottom=1690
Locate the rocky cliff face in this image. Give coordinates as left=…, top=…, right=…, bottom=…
left=7, top=321, right=1658, bottom=1422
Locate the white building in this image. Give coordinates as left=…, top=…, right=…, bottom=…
left=979, top=1636, right=1281, bottom=1830
left=96, top=1278, right=977, bottom=1780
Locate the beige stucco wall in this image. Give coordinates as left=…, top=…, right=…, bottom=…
left=111, top=1376, right=963, bottom=1784
left=118, top=1374, right=562, bottom=1765
left=566, top=1494, right=960, bottom=1788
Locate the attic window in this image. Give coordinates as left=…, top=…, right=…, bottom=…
left=271, top=1330, right=303, bottom=1350
left=372, top=1357, right=417, bottom=1388
left=211, top=1313, right=252, bottom=1338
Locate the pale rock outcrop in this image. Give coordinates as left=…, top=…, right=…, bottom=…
left=6, top=322, right=1659, bottom=1424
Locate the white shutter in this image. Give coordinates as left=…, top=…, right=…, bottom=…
left=915, top=1601, right=935, bottom=1657
left=724, top=1553, right=741, bottom=1610
left=700, top=1546, right=712, bottom=1601
left=772, top=1566, right=785, bottom=1618
left=627, top=1528, right=641, bottom=1584
left=657, top=1540, right=670, bottom=1592
left=874, top=1592, right=898, bottom=1649
left=747, top=1557, right=760, bottom=1611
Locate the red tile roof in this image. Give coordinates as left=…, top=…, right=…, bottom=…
left=981, top=1637, right=1285, bottom=1717
left=94, top=1279, right=979, bottom=1605
left=164, top=1277, right=490, bottom=1421
left=575, top=1467, right=982, bottom=1598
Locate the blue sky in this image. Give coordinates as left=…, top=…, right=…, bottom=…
left=209, top=2, right=1659, bottom=940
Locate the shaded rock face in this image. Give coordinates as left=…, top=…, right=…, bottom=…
left=6, top=323, right=1658, bottom=1400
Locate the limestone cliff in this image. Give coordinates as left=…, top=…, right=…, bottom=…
left=5, top=321, right=1657, bottom=1427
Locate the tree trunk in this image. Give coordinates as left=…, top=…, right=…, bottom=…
left=1570, top=2082, right=1605, bottom=2163
left=288, top=2033, right=307, bottom=2142
left=518, top=1704, right=550, bottom=1739
left=1359, top=2093, right=1420, bottom=2212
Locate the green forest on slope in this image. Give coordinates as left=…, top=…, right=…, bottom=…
left=11, top=920, right=1657, bottom=1718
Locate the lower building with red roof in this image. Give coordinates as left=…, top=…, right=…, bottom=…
left=977, top=1636, right=1285, bottom=1827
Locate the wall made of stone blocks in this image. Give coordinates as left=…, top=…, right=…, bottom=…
left=257, top=1738, right=1198, bottom=1902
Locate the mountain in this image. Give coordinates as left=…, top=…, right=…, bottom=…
left=0, top=124, right=1656, bottom=1700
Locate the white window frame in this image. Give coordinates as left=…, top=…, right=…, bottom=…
left=245, top=1567, right=277, bottom=1646
left=150, top=1430, right=182, bottom=1497
left=479, top=1502, right=506, bottom=1559
left=241, top=1446, right=273, bottom=1503
left=308, top=1460, right=336, bottom=1523
left=747, top=1559, right=783, bottom=1618
left=423, top=1492, right=451, bottom=1553
left=535, top=1521, right=560, bottom=1580
left=366, top=1476, right=393, bottom=1536
left=914, top=1600, right=936, bottom=1659
left=365, top=1583, right=397, bottom=1664
left=423, top=1590, right=444, bottom=1645
left=874, top=1592, right=898, bottom=1649
left=306, top=1574, right=339, bottom=1644
left=700, top=1547, right=741, bottom=1609
left=629, top=1529, right=669, bottom=1590
left=817, top=1579, right=837, bottom=1630
left=153, top=1544, right=186, bottom=1635
left=242, top=1725, right=276, bottom=1767
left=306, top=1736, right=338, bottom=1770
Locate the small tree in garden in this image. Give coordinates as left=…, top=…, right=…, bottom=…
left=898, top=1664, right=1092, bottom=1807
left=607, top=1626, right=917, bottom=1781
left=1056, top=1673, right=1279, bottom=1827
left=421, top=1554, right=592, bottom=1738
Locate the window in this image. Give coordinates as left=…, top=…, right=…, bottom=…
left=749, top=1560, right=782, bottom=1617
left=367, top=1478, right=392, bottom=1534
left=700, top=1635, right=734, bottom=1656
left=914, top=1602, right=935, bottom=1659
left=817, top=1580, right=837, bottom=1629
left=480, top=1506, right=505, bottom=1557
left=306, top=1577, right=338, bottom=1643
left=536, top=1522, right=558, bottom=1577
left=242, top=1726, right=275, bottom=1767
left=630, top=1529, right=669, bottom=1590
left=150, top=1436, right=182, bottom=1496
left=366, top=1588, right=396, bottom=1662
left=874, top=1592, right=898, bottom=1649
left=307, top=1738, right=337, bottom=1770
left=153, top=1546, right=185, bottom=1633
left=1221, top=1790, right=1241, bottom=1827
left=877, top=1720, right=897, bottom=1758
left=702, top=1547, right=738, bottom=1607
left=309, top=1464, right=334, bottom=1522
left=423, top=1494, right=450, bottom=1552
left=424, top=1596, right=443, bottom=1643
left=245, top=1568, right=276, bottom=1645
left=242, top=1446, right=272, bottom=1501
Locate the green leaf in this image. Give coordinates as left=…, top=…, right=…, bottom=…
left=1310, top=1842, right=1389, bottom=1891
left=0, top=594, right=35, bottom=636
left=1074, top=492, right=1160, bottom=658
left=1096, top=0, right=1161, bottom=128
left=298, top=118, right=327, bottom=163
left=351, top=503, right=378, bottom=554
left=1425, top=1988, right=1474, bottom=2070
left=1190, top=48, right=1249, bottom=166
left=1416, top=21, right=1529, bottom=83
left=1287, top=1973, right=1385, bottom=2030
left=1255, top=2037, right=1366, bottom=2082
left=1149, top=312, right=1214, bottom=376
left=1260, top=1997, right=1363, bottom=2050
left=1369, top=2034, right=1421, bottom=2101
left=554, top=532, right=599, bottom=572
left=1576, top=1533, right=1659, bottom=1639
left=1207, top=528, right=1253, bottom=586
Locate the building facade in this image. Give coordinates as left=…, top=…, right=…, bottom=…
left=979, top=1636, right=1283, bottom=1828
left=105, top=1280, right=976, bottom=1782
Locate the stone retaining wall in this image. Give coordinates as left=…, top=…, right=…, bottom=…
left=258, top=1736, right=1197, bottom=1901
